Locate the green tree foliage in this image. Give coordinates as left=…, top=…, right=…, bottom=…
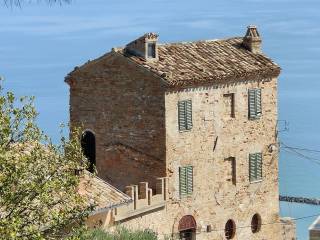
left=81, top=228, right=158, bottom=240
left=0, top=82, right=92, bottom=239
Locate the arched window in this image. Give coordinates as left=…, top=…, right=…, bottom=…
left=225, top=219, right=236, bottom=239
left=81, top=130, right=96, bottom=173
left=251, top=213, right=262, bottom=233
left=178, top=215, right=196, bottom=240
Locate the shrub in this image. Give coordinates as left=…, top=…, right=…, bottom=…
left=81, top=227, right=157, bottom=240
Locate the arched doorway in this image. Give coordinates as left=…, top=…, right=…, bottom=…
left=178, top=215, right=196, bottom=240
left=81, top=130, right=96, bottom=173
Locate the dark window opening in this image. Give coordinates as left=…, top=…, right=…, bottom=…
left=180, top=229, right=196, bottom=240
left=178, top=215, right=197, bottom=240
left=225, top=219, right=236, bottom=239
left=147, top=43, right=156, bottom=58
left=81, top=131, right=96, bottom=173
left=251, top=213, right=262, bottom=233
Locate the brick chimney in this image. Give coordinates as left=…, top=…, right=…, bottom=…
left=125, top=33, right=159, bottom=61
left=243, top=25, right=262, bottom=54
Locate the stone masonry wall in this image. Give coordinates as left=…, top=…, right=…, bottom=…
left=165, top=77, right=280, bottom=239
left=67, top=52, right=166, bottom=188
left=101, top=144, right=164, bottom=190
left=68, top=53, right=283, bottom=239
left=115, top=77, right=281, bottom=240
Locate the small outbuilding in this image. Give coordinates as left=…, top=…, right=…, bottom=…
left=309, top=216, right=320, bottom=240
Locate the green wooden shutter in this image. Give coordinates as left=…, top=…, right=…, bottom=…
left=248, top=89, right=256, bottom=119
left=186, top=166, right=193, bottom=194
left=178, top=101, right=186, bottom=131
left=185, top=100, right=193, bottom=130
left=249, top=89, right=262, bottom=119
left=249, top=153, right=256, bottom=182
left=179, top=166, right=193, bottom=197
left=255, top=89, right=262, bottom=116
left=249, top=153, right=263, bottom=182
left=178, top=100, right=192, bottom=131
left=256, top=153, right=262, bottom=180
left=179, top=167, right=187, bottom=196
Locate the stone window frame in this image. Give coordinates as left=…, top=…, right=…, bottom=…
left=225, top=157, right=236, bottom=185
left=223, top=93, right=236, bottom=118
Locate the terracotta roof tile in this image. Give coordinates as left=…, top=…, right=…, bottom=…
left=79, top=171, right=132, bottom=212
left=119, top=37, right=280, bottom=87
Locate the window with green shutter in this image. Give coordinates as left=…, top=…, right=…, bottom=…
left=249, top=153, right=263, bottom=182
left=248, top=89, right=262, bottom=119
left=178, top=100, right=193, bottom=131
left=179, top=166, right=193, bottom=197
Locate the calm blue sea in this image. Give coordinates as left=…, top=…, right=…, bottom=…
left=1, top=0, right=319, bottom=239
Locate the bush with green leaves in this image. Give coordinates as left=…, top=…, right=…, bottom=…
left=80, top=228, right=158, bottom=240
left=0, top=81, right=92, bottom=239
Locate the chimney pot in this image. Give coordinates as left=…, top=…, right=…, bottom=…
left=243, top=25, right=262, bottom=54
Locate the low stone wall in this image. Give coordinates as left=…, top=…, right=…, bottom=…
left=114, top=177, right=168, bottom=222
left=86, top=177, right=168, bottom=229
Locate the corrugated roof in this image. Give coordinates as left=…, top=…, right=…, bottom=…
left=118, top=37, right=280, bottom=87
left=78, top=171, right=132, bottom=213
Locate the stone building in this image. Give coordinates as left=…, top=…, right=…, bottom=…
left=66, top=26, right=295, bottom=239
left=309, top=216, right=320, bottom=240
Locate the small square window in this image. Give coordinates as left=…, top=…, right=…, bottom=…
left=147, top=43, right=156, bottom=58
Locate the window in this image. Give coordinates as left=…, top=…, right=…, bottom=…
left=81, top=130, right=96, bottom=173
left=178, top=100, right=193, bottom=131
left=223, top=93, right=235, bottom=118
left=248, top=89, right=262, bottom=119
left=251, top=213, right=262, bottom=233
left=225, top=157, right=236, bottom=185
left=178, top=215, right=196, bottom=240
left=147, top=42, right=156, bottom=58
left=249, top=153, right=262, bottom=182
left=179, top=166, right=193, bottom=197
left=225, top=219, right=236, bottom=239
left=180, top=230, right=196, bottom=240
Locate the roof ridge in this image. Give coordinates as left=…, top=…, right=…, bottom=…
left=157, top=36, right=243, bottom=47
left=111, top=37, right=243, bottom=51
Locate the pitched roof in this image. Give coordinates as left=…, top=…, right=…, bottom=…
left=78, top=171, right=132, bottom=214
left=309, top=216, right=320, bottom=231
left=116, top=37, right=280, bottom=87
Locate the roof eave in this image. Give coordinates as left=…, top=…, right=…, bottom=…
left=165, top=67, right=281, bottom=90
